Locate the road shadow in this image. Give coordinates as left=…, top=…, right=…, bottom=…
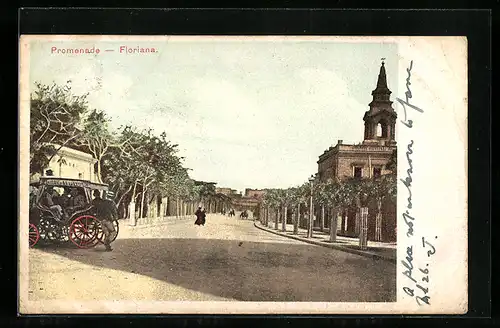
left=34, top=237, right=396, bottom=302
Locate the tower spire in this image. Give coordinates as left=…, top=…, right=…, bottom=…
left=370, top=59, right=391, bottom=101
left=374, top=58, right=389, bottom=92
left=363, top=60, right=397, bottom=145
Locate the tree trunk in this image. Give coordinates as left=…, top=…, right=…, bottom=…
left=117, top=184, right=133, bottom=208
left=321, top=205, right=325, bottom=232
left=131, top=180, right=138, bottom=201
left=282, top=207, right=287, bottom=232
left=175, top=197, right=179, bottom=217
left=268, top=207, right=271, bottom=226
left=275, top=208, right=279, bottom=230
left=307, top=197, right=314, bottom=238
left=96, top=158, right=103, bottom=183
left=166, top=197, right=169, bottom=217
left=294, top=203, right=299, bottom=234
left=140, top=187, right=147, bottom=219
left=330, top=207, right=338, bottom=242
left=376, top=198, right=383, bottom=241
left=359, top=207, right=369, bottom=249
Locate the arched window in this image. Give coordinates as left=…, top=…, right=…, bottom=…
left=377, top=119, right=389, bottom=138
left=376, top=123, right=383, bottom=137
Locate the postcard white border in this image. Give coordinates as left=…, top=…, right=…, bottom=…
left=19, top=35, right=468, bottom=314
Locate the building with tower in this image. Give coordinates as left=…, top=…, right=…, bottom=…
left=316, top=61, right=397, bottom=242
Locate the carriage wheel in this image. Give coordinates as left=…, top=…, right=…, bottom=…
left=29, top=223, right=40, bottom=248
left=69, top=215, right=101, bottom=249
left=38, top=217, right=61, bottom=242
left=95, top=220, right=120, bottom=243
left=111, top=220, right=119, bottom=242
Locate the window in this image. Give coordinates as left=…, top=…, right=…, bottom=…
left=376, top=123, right=383, bottom=137
left=354, top=167, right=362, bottom=178
left=373, top=167, right=382, bottom=178
left=377, top=120, right=389, bottom=138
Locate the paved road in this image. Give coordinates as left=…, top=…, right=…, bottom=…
left=29, top=214, right=396, bottom=302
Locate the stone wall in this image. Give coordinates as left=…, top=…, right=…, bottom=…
left=46, top=146, right=98, bottom=182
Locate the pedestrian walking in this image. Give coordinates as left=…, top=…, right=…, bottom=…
left=92, top=189, right=117, bottom=251
left=194, top=206, right=206, bottom=226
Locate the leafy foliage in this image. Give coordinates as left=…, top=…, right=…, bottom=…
left=30, top=81, right=212, bottom=218
left=30, top=81, right=88, bottom=174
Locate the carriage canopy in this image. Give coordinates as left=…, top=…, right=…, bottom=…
left=34, top=177, right=108, bottom=190
left=30, top=177, right=111, bottom=202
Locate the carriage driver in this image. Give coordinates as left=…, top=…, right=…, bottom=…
left=91, top=189, right=118, bottom=252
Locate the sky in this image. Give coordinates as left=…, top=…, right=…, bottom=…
left=28, top=37, right=398, bottom=193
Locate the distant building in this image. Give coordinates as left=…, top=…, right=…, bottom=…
left=231, top=195, right=260, bottom=212
left=216, top=187, right=238, bottom=196
left=316, top=61, right=397, bottom=242
left=244, top=188, right=266, bottom=199
left=31, top=145, right=98, bottom=183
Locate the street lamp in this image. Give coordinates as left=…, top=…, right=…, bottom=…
left=308, top=174, right=314, bottom=238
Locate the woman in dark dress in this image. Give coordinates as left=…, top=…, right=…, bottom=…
left=194, top=207, right=206, bottom=226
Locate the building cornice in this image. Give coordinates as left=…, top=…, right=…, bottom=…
left=47, top=144, right=97, bottom=163
left=318, top=143, right=396, bottom=164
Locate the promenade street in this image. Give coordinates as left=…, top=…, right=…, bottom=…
left=29, top=214, right=396, bottom=302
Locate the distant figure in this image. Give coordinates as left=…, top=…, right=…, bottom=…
left=194, top=206, right=206, bottom=226
left=92, top=189, right=117, bottom=251
left=240, top=210, right=248, bottom=219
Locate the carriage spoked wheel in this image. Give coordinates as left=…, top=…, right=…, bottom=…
left=95, top=219, right=120, bottom=244
left=38, top=218, right=67, bottom=243
left=29, top=223, right=40, bottom=248
left=69, top=215, right=101, bottom=249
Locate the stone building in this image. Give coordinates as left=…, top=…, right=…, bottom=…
left=215, top=187, right=238, bottom=196
left=31, top=145, right=98, bottom=183
left=316, top=61, right=397, bottom=242
left=244, top=188, right=266, bottom=199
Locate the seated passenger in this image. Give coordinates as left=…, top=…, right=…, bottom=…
left=64, top=188, right=87, bottom=215
left=42, top=187, right=64, bottom=221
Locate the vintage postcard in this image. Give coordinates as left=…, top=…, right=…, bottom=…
left=18, top=35, right=467, bottom=314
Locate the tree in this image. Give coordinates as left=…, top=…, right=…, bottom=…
left=386, top=148, right=397, bottom=173
left=313, top=181, right=328, bottom=232
left=277, top=189, right=288, bottom=230
left=195, top=181, right=217, bottom=213
left=295, top=183, right=310, bottom=234
left=100, top=127, right=186, bottom=220
left=365, top=173, right=397, bottom=241
left=283, top=187, right=299, bottom=232
left=262, top=189, right=279, bottom=228
left=323, top=178, right=358, bottom=242
left=100, top=125, right=147, bottom=219
left=75, top=111, right=138, bottom=183
left=30, top=81, right=89, bottom=175
left=261, top=190, right=273, bottom=226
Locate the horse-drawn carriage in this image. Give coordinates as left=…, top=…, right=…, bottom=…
left=28, top=177, right=119, bottom=249
left=240, top=210, right=249, bottom=219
